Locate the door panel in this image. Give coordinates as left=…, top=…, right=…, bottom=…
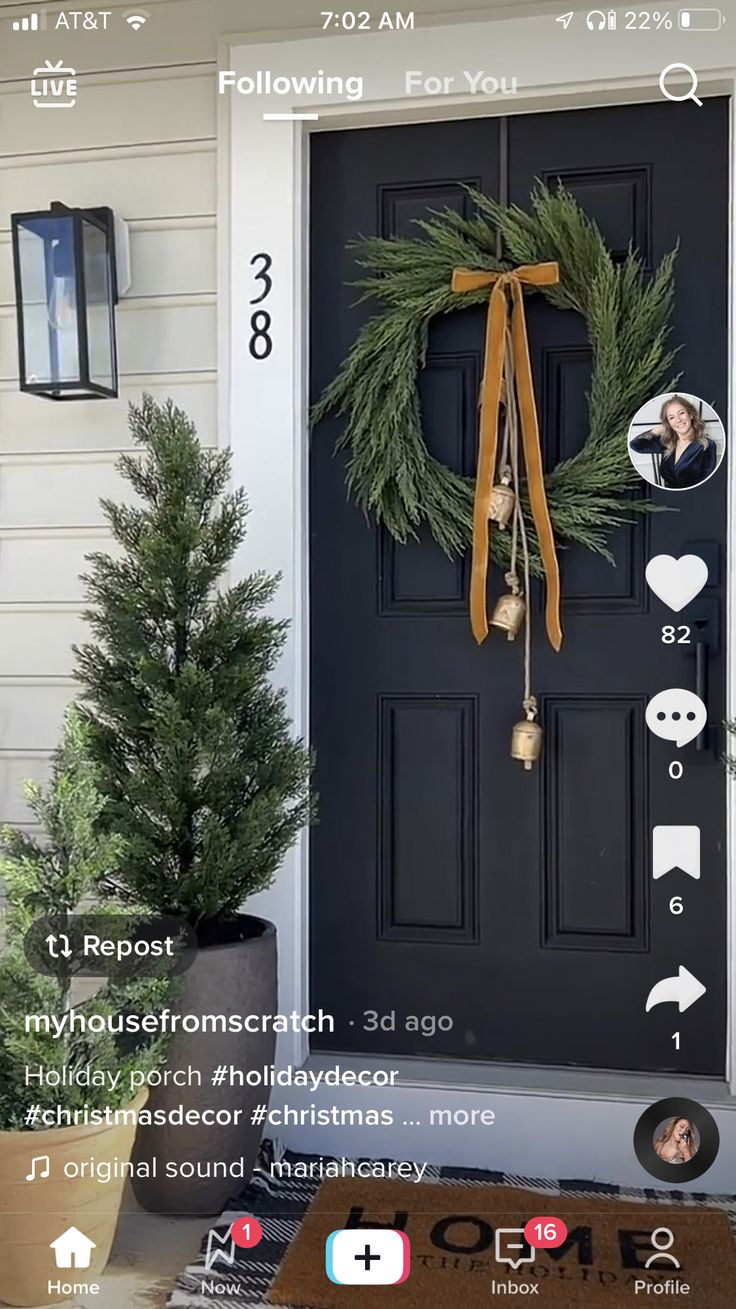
left=309, top=100, right=728, bottom=1076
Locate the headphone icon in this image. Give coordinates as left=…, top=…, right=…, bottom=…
left=586, top=9, right=607, bottom=27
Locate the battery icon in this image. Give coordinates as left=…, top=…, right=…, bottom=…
left=678, top=7, right=724, bottom=28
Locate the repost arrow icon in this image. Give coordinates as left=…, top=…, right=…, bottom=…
left=645, top=965, right=706, bottom=1013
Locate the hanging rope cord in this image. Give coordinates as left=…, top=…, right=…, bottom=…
left=451, top=262, right=563, bottom=652
left=501, top=327, right=536, bottom=721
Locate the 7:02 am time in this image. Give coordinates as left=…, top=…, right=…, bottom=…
left=321, top=10, right=415, bottom=28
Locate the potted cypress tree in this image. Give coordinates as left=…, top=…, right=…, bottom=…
left=0, top=708, right=171, bottom=1306
left=74, top=396, right=312, bottom=1215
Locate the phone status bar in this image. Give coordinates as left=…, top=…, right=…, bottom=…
left=557, top=9, right=724, bottom=30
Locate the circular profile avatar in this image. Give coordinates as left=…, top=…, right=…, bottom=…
left=653, top=1116, right=700, bottom=1165
left=627, top=391, right=725, bottom=491
left=634, top=1096, right=718, bottom=1183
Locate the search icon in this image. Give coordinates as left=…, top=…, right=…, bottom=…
left=659, top=63, right=703, bottom=106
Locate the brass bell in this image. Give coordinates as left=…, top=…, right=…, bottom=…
left=511, top=698, right=543, bottom=771
left=490, top=571, right=526, bottom=640
left=488, top=468, right=515, bottom=530
left=490, top=590, right=526, bottom=640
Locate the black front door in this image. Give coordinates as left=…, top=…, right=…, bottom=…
left=309, top=101, right=728, bottom=1076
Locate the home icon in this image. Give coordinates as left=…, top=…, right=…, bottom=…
left=49, top=1226, right=96, bottom=1270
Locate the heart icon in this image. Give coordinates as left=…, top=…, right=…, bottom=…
left=645, top=554, right=708, bottom=612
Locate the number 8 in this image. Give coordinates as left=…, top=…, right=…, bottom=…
left=249, top=311, right=272, bottom=360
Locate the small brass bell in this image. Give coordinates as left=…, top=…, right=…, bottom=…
left=511, top=698, right=543, bottom=771
left=490, top=573, right=526, bottom=640
left=488, top=468, right=515, bottom=530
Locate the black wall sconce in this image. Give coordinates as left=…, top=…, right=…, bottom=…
left=11, top=201, right=130, bottom=400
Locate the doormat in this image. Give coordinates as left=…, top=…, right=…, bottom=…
left=168, top=1141, right=736, bottom=1309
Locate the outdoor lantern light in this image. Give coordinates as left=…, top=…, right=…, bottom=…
left=11, top=202, right=130, bottom=400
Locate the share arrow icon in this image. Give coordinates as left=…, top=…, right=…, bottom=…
left=645, top=966, right=706, bottom=1014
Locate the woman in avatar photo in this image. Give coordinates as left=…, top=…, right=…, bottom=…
left=654, top=1117, right=698, bottom=1164
left=629, top=394, right=718, bottom=490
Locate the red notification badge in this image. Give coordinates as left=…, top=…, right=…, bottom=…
left=524, top=1216, right=568, bottom=1249
left=230, top=1216, right=263, bottom=1248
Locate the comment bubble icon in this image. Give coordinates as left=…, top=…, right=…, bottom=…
left=494, top=1228, right=535, bottom=1271
left=645, top=689, right=707, bottom=748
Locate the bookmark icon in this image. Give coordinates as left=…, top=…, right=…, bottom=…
left=652, top=826, right=700, bottom=880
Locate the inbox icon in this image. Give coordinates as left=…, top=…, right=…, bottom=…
left=325, top=1229, right=410, bottom=1285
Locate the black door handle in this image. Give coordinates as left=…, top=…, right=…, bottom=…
left=694, top=640, right=707, bottom=753
left=688, top=599, right=719, bottom=755
left=680, top=564, right=720, bottom=759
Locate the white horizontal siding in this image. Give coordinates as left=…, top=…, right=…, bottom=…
left=0, top=605, right=87, bottom=676
left=0, top=529, right=117, bottom=603
left=0, top=295, right=217, bottom=380
left=0, top=217, right=217, bottom=303
left=0, top=679, right=72, bottom=750
left=0, top=452, right=132, bottom=527
left=0, top=69, right=216, bottom=156
left=0, top=38, right=217, bottom=816
left=0, top=374, right=217, bottom=451
left=0, top=376, right=214, bottom=452
left=0, top=142, right=216, bottom=226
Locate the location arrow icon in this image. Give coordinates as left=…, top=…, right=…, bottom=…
left=645, top=966, right=706, bottom=1014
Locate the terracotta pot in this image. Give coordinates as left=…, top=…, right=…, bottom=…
left=132, top=915, right=277, bottom=1216
left=0, top=1089, right=148, bottom=1307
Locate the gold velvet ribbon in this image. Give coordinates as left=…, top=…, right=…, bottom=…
left=451, top=262, right=563, bottom=652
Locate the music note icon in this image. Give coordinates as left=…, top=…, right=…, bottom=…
left=26, top=1155, right=50, bottom=1181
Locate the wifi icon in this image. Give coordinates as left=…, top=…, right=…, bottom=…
left=124, top=8, right=150, bottom=30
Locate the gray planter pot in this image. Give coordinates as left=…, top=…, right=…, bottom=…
left=132, top=915, right=277, bottom=1216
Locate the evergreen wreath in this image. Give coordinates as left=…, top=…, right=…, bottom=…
left=312, top=184, right=678, bottom=571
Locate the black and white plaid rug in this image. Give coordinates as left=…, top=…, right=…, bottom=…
left=168, top=1140, right=736, bottom=1308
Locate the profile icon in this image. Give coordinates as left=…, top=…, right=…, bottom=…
left=645, top=1228, right=680, bottom=1270
left=627, top=391, right=725, bottom=491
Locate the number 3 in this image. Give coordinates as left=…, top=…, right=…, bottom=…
left=250, top=252, right=272, bottom=305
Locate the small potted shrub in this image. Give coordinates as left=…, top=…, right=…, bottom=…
left=74, top=397, right=313, bottom=1215
left=0, top=709, right=171, bottom=1307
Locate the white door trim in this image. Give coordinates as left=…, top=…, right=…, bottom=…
left=218, top=15, right=736, bottom=1187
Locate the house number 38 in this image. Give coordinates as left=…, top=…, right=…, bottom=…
left=249, top=253, right=273, bottom=359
